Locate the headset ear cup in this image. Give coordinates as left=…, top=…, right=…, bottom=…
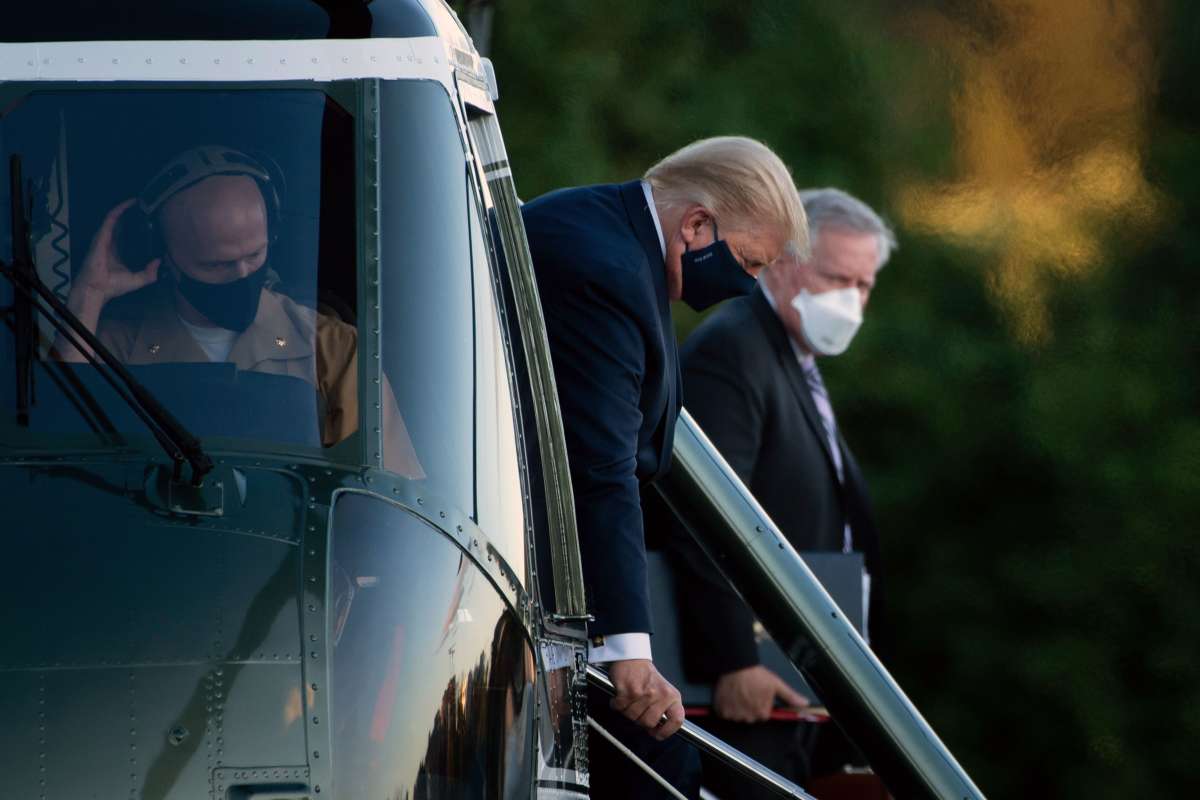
left=149, top=214, right=166, bottom=264
left=244, top=149, right=285, bottom=234
left=114, top=205, right=159, bottom=272
left=260, top=178, right=282, bottom=243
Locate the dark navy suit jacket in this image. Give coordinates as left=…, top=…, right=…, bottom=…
left=671, top=287, right=885, bottom=678
left=522, top=180, right=681, bottom=637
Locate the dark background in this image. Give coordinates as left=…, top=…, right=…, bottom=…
left=458, top=1, right=1200, bottom=796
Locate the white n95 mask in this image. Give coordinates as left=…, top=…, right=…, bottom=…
left=790, top=287, right=863, bottom=356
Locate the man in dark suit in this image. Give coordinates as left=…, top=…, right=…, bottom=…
left=521, top=136, right=808, bottom=799
left=671, top=188, right=896, bottom=796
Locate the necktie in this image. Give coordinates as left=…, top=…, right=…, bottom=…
left=802, top=358, right=853, bottom=552
left=802, top=359, right=843, bottom=481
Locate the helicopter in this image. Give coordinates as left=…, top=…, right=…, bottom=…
left=0, top=2, right=984, bottom=798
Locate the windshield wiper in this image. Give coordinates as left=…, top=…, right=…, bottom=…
left=1, top=154, right=213, bottom=485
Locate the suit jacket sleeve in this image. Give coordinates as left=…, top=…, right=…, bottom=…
left=541, top=267, right=655, bottom=638
left=673, top=322, right=766, bottom=678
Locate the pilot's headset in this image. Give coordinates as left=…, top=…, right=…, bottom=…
left=117, top=145, right=284, bottom=271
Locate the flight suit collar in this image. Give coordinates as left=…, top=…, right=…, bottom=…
left=227, top=287, right=314, bottom=368
left=126, top=281, right=314, bottom=368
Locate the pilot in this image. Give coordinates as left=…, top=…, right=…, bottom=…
left=53, top=146, right=421, bottom=477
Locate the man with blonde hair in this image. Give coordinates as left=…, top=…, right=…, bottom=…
left=521, top=136, right=805, bottom=799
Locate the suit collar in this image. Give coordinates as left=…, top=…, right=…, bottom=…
left=618, top=180, right=669, bottom=306
left=748, top=285, right=796, bottom=370
left=639, top=180, right=667, bottom=258
left=748, top=286, right=843, bottom=479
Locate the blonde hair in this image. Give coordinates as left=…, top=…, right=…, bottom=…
left=644, top=136, right=808, bottom=255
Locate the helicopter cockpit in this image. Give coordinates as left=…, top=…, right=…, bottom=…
left=0, top=77, right=475, bottom=481
left=0, top=24, right=553, bottom=799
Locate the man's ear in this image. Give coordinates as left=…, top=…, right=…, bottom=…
left=678, top=204, right=713, bottom=247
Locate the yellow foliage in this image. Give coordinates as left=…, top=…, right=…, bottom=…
left=895, top=0, right=1162, bottom=344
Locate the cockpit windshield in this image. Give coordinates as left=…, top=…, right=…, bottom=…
left=0, top=84, right=366, bottom=452
left=0, top=80, right=477, bottom=505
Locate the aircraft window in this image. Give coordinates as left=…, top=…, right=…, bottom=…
left=470, top=181, right=529, bottom=585
left=376, top=80, right=475, bottom=514
left=0, top=85, right=367, bottom=459
left=0, top=82, right=472, bottom=494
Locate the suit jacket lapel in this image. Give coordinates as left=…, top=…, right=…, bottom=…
left=618, top=180, right=669, bottom=310
left=747, top=287, right=843, bottom=482
left=619, top=180, right=680, bottom=479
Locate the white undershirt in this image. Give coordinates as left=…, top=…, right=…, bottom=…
left=179, top=316, right=238, bottom=362
left=589, top=183, right=667, bottom=665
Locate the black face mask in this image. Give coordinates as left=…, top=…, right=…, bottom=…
left=678, top=220, right=756, bottom=311
left=173, top=261, right=269, bottom=332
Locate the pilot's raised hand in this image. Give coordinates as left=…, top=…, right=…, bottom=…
left=56, top=199, right=161, bottom=361
left=607, top=658, right=686, bottom=740
left=73, top=199, right=161, bottom=306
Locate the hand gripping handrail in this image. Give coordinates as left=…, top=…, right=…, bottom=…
left=586, top=665, right=817, bottom=800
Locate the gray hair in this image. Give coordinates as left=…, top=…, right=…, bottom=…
left=800, top=188, right=897, bottom=269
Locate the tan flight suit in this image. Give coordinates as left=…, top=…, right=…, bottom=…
left=96, top=283, right=423, bottom=478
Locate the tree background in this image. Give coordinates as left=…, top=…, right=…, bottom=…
left=461, top=1, right=1200, bottom=796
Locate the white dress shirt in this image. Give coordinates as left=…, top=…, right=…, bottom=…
left=642, top=180, right=667, bottom=258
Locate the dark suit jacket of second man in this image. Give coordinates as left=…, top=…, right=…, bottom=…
left=675, top=285, right=883, bottom=680
left=522, top=180, right=681, bottom=638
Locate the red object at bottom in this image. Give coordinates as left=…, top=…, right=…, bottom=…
left=805, top=772, right=891, bottom=800
left=683, top=705, right=831, bottom=723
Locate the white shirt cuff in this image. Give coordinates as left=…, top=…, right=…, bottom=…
left=587, top=632, right=653, bottom=663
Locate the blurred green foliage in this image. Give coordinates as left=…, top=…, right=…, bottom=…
left=471, top=0, right=1200, bottom=795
